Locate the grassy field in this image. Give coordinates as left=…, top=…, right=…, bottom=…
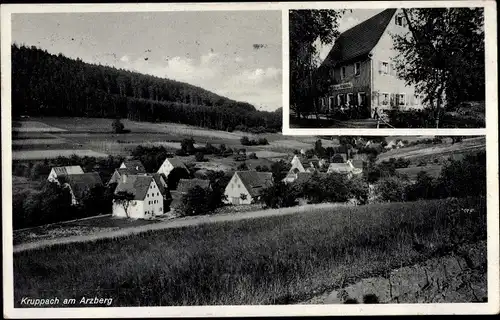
left=14, top=197, right=486, bottom=307
left=11, top=117, right=338, bottom=160
left=396, top=165, right=443, bottom=180
left=377, top=137, right=485, bottom=164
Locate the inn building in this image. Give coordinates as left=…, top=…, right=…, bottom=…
left=317, top=9, right=425, bottom=118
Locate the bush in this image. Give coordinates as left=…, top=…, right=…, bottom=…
left=374, top=176, right=410, bottom=202
left=178, top=186, right=212, bottom=216
left=234, top=154, right=247, bottom=161
left=438, top=151, right=485, bottom=198
left=257, top=138, right=269, bottom=145
left=237, top=162, right=249, bottom=171
left=248, top=152, right=258, bottom=159
left=260, top=181, right=300, bottom=208
left=240, top=136, right=251, bottom=146
left=181, top=138, right=196, bottom=155
left=112, top=118, right=125, bottom=133
left=255, top=165, right=270, bottom=172
left=406, top=171, right=438, bottom=201
left=195, top=152, right=206, bottom=162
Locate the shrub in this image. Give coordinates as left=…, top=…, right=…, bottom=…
left=248, top=152, right=258, bottom=159
left=181, top=138, right=196, bottom=154
left=406, top=171, right=438, bottom=201
left=178, top=186, right=211, bottom=216
left=374, top=176, right=410, bottom=202
left=257, top=137, right=269, bottom=145
left=175, top=149, right=188, bottom=156
left=255, top=165, right=270, bottom=172
left=438, top=151, right=485, bottom=198
left=111, top=118, right=125, bottom=133
left=237, top=162, right=249, bottom=171
left=240, top=136, right=251, bottom=146
left=195, top=152, right=206, bottom=162
left=260, top=181, right=300, bottom=208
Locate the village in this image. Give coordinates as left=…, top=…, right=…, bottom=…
left=33, top=135, right=454, bottom=222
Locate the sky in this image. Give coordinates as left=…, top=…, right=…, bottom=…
left=315, top=9, right=384, bottom=63
left=12, top=11, right=282, bottom=111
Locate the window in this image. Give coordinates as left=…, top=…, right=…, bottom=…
left=160, top=207, right=162, bottom=211
left=395, top=14, right=405, bottom=26
left=337, top=94, right=345, bottom=106
left=380, top=61, right=389, bottom=74
left=341, top=66, right=347, bottom=79
left=347, top=93, right=354, bottom=105
left=398, top=93, right=406, bottom=106
left=381, top=93, right=390, bottom=106
left=354, top=62, right=361, bottom=76
left=358, top=92, right=366, bottom=106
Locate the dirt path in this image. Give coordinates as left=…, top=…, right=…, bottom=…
left=13, top=202, right=340, bottom=253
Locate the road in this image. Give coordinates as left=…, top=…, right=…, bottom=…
left=13, top=202, right=341, bottom=253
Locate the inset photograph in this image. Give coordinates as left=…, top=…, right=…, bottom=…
left=288, top=8, right=485, bottom=129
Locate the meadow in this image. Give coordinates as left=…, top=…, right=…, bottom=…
left=14, top=197, right=486, bottom=306
left=11, top=117, right=335, bottom=160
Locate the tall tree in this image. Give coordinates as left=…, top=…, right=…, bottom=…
left=289, top=10, right=345, bottom=119
left=392, top=8, right=484, bottom=128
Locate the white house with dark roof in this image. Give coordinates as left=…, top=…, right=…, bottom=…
left=47, top=165, right=84, bottom=183
left=157, top=157, right=189, bottom=179
left=112, top=174, right=164, bottom=219
left=327, top=160, right=363, bottom=178
left=59, top=172, right=103, bottom=205
left=224, top=171, right=273, bottom=205
left=317, top=9, right=425, bottom=118
left=120, top=159, right=146, bottom=172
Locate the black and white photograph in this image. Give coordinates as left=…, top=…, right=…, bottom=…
left=1, top=2, right=498, bottom=318
left=288, top=7, right=486, bottom=129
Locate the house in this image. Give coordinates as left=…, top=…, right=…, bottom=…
left=112, top=174, right=164, bottom=219
left=47, top=165, right=84, bottom=183
left=120, top=159, right=146, bottom=172
left=157, top=157, right=189, bottom=179
left=224, top=171, right=273, bottom=205
left=169, top=178, right=212, bottom=212
left=107, top=167, right=147, bottom=186
left=317, top=9, right=426, bottom=118
left=60, top=172, right=103, bottom=205
left=327, top=160, right=363, bottom=178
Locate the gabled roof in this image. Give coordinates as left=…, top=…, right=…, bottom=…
left=321, top=9, right=397, bottom=67
left=150, top=173, right=168, bottom=197
left=121, top=160, right=146, bottom=172
left=116, top=167, right=144, bottom=176
left=350, top=159, right=365, bottom=169
left=236, top=171, right=273, bottom=198
left=52, top=166, right=84, bottom=176
left=62, top=172, right=103, bottom=200
left=327, top=162, right=354, bottom=173
left=176, top=178, right=210, bottom=193
left=114, top=175, right=154, bottom=200
left=164, top=157, right=189, bottom=171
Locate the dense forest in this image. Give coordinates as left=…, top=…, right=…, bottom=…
left=12, top=44, right=281, bottom=131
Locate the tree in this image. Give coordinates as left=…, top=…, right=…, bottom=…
left=314, top=139, right=325, bottom=157
left=114, top=191, right=135, bottom=217
left=392, top=8, right=485, bottom=128
left=248, top=152, right=258, bottom=159
left=195, top=152, right=206, bottom=162
left=260, top=181, right=300, bottom=208
left=167, top=167, right=191, bottom=190
left=289, top=10, right=346, bottom=118
left=181, top=138, right=196, bottom=154
left=112, top=118, right=125, bottom=133
left=237, top=162, right=249, bottom=171
left=179, top=186, right=211, bottom=216
left=270, top=160, right=291, bottom=182
left=375, top=176, right=410, bottom=202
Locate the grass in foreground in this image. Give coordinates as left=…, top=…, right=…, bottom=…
left=14, top=197, right=486, bottom=306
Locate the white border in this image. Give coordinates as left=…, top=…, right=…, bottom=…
left=281, top=0, right=496, bottom=136
left=2, top=2, right=499, bottom=318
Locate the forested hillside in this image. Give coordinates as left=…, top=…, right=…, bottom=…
left=12, top=44, right=281, bottom=132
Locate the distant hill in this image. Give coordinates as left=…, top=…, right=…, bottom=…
left=11, top=44, right=281, bottom=132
